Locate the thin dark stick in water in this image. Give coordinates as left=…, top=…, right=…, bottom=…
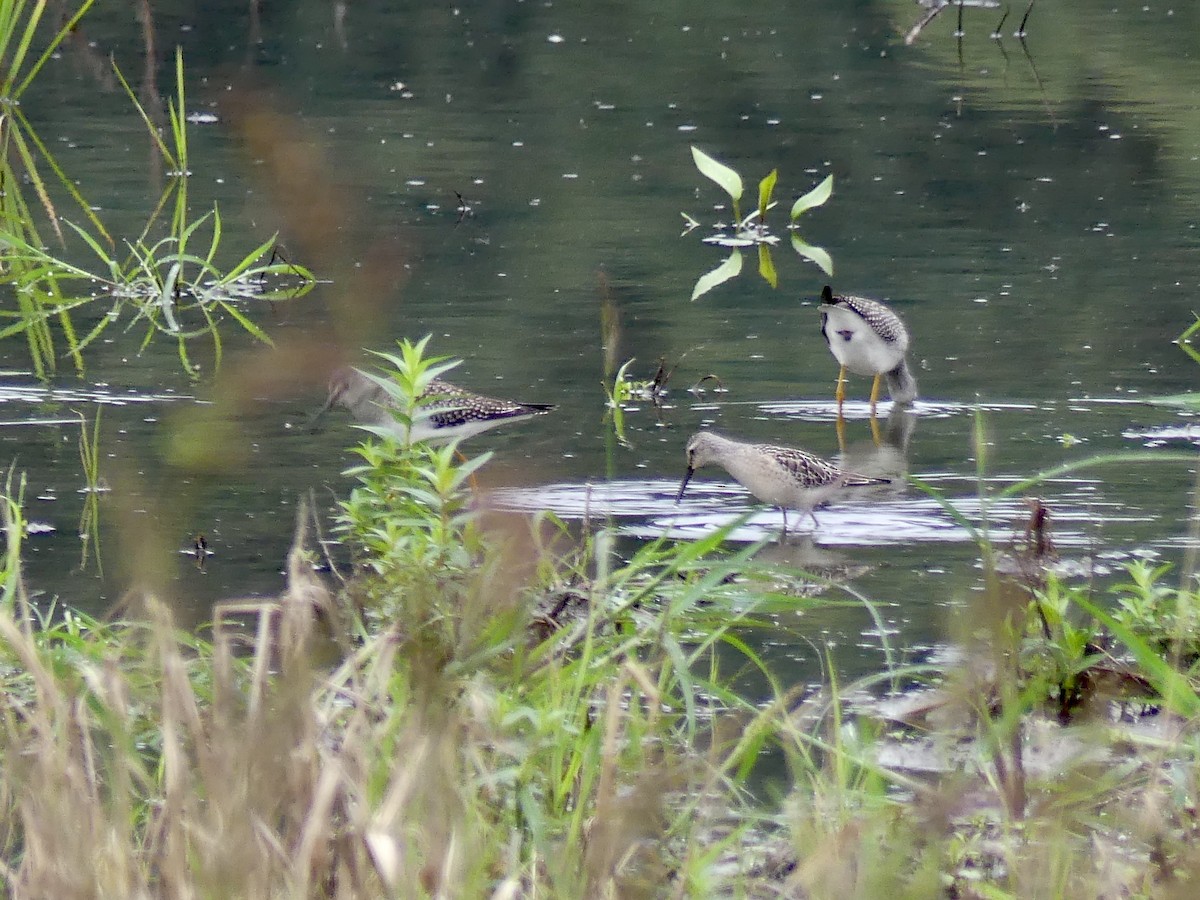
left=905, top=2, right=948, bottom=45
left=991, top=7, right=1008, bottom=38
left=1016, top=0, right=1036, bottom=36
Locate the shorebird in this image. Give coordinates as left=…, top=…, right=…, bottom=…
left=675, top=431, right=890, bottom=532
left=316, top=367, right=555, bottom=444
left=819, top=284, right=917, bottom=417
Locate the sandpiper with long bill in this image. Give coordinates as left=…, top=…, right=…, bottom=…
left=675, top=430, right=890, bottom=532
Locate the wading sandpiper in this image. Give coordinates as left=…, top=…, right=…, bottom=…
left=819, top=284, right=917, bottom=417
left=316, top=367, right=555, bottom=444
left=675, top=430, right=890, bottom=532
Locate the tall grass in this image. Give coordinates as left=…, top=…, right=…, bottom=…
left=0, top=341, right=792, bottom=895
left=0, top=0, right=100, bottom=377
left=0, top=46, right=316, bottom=377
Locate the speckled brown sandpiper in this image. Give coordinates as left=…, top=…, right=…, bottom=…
left=317, top=367, right=554, bottom=444
left=675, top=430, right=890, bottom=531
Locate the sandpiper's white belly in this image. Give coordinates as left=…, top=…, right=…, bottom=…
left=822, top=306, right=906, bottom=377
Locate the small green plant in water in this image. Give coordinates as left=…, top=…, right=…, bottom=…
left=685, top=146, right=834, bottom=299
left=75, top=406, right=107, bottom=574
left=0, top=0, right=103, bottom=377
left=0, top=47, right=315, bottom=376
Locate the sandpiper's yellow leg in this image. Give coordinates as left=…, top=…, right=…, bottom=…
left=868, top=373, right=883, bottom=419
left=835, top=364, right=849, bottom=449
left=869, top=414, right=882, bottom=447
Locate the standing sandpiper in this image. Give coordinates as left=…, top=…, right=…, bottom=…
left=675, top=431, right=890, bottom=532
left=819, top=285, right=917, bottom=417
left=316, top=367, right=555, bottom=444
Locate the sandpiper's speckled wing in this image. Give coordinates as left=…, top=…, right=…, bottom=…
left=423, top=378, right=554, bottom=429
left=823, top=293, right=909, bottom=348
left=763, top=444, right=886, bottom=488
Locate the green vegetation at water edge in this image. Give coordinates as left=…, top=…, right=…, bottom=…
left=0, top=18, right=315, bottom=377
left=0, top=341, right=1198, bottom=894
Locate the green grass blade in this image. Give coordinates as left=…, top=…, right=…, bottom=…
left=173, top=46, right=188, bottom=172
left=61, top=219, right=120, bottom=281
left=11, top=108, right=111, bottom=244
left=907, top=474, right=981, bottom=541
left=3, top=0, right=47, bottom=96
left=220, top=233, right=279, bottom=283
left=217, top=300, right=275, bottom=346
left=7, top=124, right=64, bottom=244
left=111, top=57, right=176, bottom=169
left=13, top=0, right=95, bottom=99
left=205, top=204, right=223, bottom=267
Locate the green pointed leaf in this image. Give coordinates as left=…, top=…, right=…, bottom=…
left=691, top=250, right=743, bottom=300
left=1176, top=317, right=1200, bottom=365
left=790, top=234, right=834, bottom=276
left=691, top=146, right=743, bottom=203
left=757, top=244, right=778, bottom=289
left=758, top=168, right=777, bottom=222
left=218, top=300, right=275, bottom=346
left=790, top=174, right=833, bottom=220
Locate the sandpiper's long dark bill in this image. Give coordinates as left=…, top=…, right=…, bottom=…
left=819, top=284, right=917, bottom=415
left=317, top=367, right=555, bottom=444
left=676, top=430, right=889, bottom=531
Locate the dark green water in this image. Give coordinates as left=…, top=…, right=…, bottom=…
left=2, top=1, right=1198, bottom=679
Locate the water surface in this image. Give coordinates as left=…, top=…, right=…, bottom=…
left=3, top=0, right=1198, bottom=678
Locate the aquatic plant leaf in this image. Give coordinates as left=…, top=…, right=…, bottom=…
left=607, top=358, right=637, bottom=406
left=690, top=147, right=743, bottom=204
left=218, top=301, right=275, bottom=347
left=1145, top=393, right=1200, bottom=409
left=757, top=168, right=777, bottom=222
left=10, top=0, right=94, bottom=100
left=690, top=250, right=742, bottom=300
left=11, top=108, right=110, bottom=245
left=221, top=233, right=281, bottom=283
left=61, top=220, right=120, bottom=281
left=790, top=234, right=834, bottom=276
left=1175, top=316, right=1200, bottom=365
left=7, top=123, right=64, bottom=245
left=757, top=244, right=777, bottom=289
left=790, top=174, right=834, bottom=220
left=112, top=57, right=176, bottom=171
